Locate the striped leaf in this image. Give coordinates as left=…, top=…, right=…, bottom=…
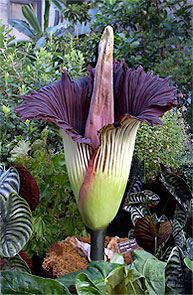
left=160, top=172, right=192, bottom=212
left=125, top=206, right=149, bottom=225
left=174, top=205, right=187, bottom=228
left=0, top=192, right=32, bottom=257
left=124, top=190, right=160, bottom=208
left=172, top=220, right=186, bottom=248
left=161, top=246, right=173, bottom=261
left=0, top=254, right=31, bottom=273
left=184, top=238, right=193, bottom=260
left=0, top=165, right=20, bottom=202
left=165, top=246, right=186, bottom=293
left=125, top=158, right=144, bottom=195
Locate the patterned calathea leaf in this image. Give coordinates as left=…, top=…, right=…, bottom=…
left=0, top=192, right=32, bottom=257
left=0, top=165, right=20, bottom=202
left=161, top=246, right=173, bottom=261
left=0, top=254, right=31, bottom=273
left=184, top=238, right=193, bottom=260
left=134, top=215, right=172, bottom=253
left=124, top=190, right=160, bottom=209
left=172, top=205, right=187, bottom=248
left=125, top=158, right=144, bottom=195
left=160, top=171, right=192, bottom=212
left=125, top=206, right=149, bottom=225
left=165, top=246, right=192, bottom=294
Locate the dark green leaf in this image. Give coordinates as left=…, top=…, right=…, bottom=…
left=160, top=172, right=192, bottom=211
left=0, top=254, right=31, bottom=273
left=44, top=0, right=50, bottom=30
left=56, top=270, right=81, bottom=288
left=22, top=5, right=42, bottom=34
left=165, top=246, right=185, bottom=293
left=0, top=270, right=70, bottom=294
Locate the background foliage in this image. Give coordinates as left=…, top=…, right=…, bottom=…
left=0, top=0, right=192, bottom=258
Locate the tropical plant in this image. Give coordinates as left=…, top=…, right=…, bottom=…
left=0, top=251, right=167, bottom=295
left=0, top=270, right=70, bottom=294
left=16, top=26, right=177, bottom=260
left=0, top=165, right=33, bottom=273
left=9, top=2, right=72, bottom=46
left=123, top=166, right=193, bottom=294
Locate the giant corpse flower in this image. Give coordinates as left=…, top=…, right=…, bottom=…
left=16, top=26, right=177, bottom=235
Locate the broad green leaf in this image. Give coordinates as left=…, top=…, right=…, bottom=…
left=110, top=253, right=124, bottom=264
left=131, top=250, right=166, bottom=295
left=58, top=261, right=145, bottom=295
left=56, top=270, right=82, bottom=288
left=0, top=193, right=32, bottom=257
left=126, top=272, right=145, bottom=295
left=106, top=266, right=127, bottom=295
left=184, top=257, right=193, bottom=272
left=76, top=272, right=104, bottom=295
left=22, top=5, right=42, bottom=34
left=0, top=270, right=70, bottom=294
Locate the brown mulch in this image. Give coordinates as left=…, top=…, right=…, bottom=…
left=42, top=236, right=140, bottom=277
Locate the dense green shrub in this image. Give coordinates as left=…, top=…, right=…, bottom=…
left=135, top=110, right=190, bottom=181
left=0, top=26, right=85, bottom=161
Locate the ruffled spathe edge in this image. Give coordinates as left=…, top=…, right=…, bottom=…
left=16, top=62, right=178, bottom=148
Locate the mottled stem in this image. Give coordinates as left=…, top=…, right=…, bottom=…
left=90, top=228, right=106, bottom=261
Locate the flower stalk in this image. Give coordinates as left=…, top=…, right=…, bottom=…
left=90, top=228, right=106, bottom=261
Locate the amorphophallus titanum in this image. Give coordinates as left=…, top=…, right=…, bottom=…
left=16, top=26, right=177, bottom=260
